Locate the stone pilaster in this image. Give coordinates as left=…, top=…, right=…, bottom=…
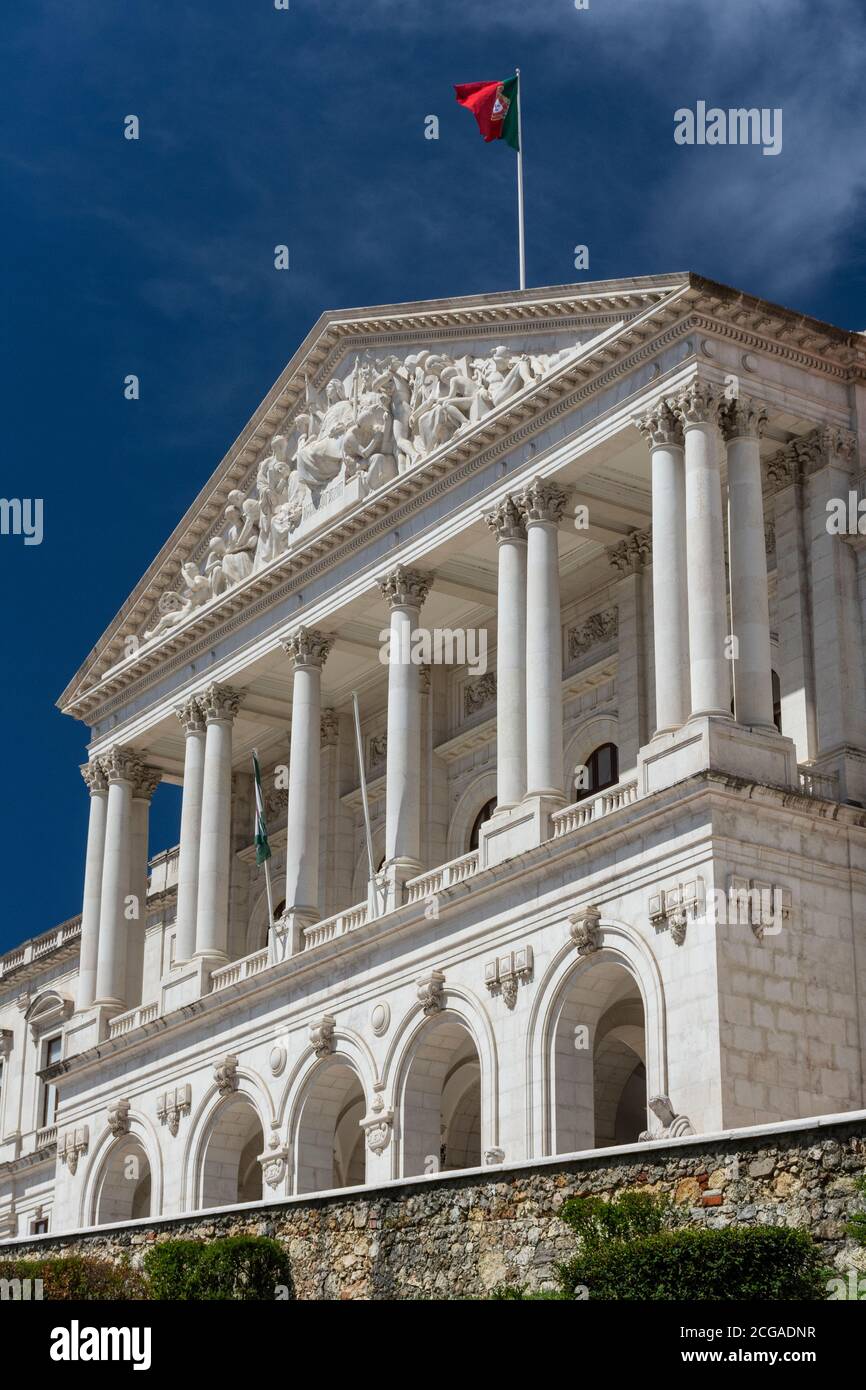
left=484, top=497, right=527, bottom=810
left=608, top=528, right=652, bottom=771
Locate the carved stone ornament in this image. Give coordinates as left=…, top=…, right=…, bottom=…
left=281, top=625, right=334, bottom=669
left=516, top=477, right=569, bottom=526
left=100, top=746, right=143, bottom=785
left=464, top=671, right=497, bottom=717
left=269, top=1045, right=287, bottom=1077
left=649, top=880, right=704, bottom=946
left=214, top=1053, right=240, bottom=1095
left=638, top=1095, right=696, bottom=1142
left=174, top=696, right=205, bottom=735
left=417, top=970, right=446, bottom=1016
left=484, top=1147, right=506, bottom=1166
left=199, top=684, right=243, bottom=725
left=720, top=396, right=768, bottom=442
left=259, top=1149, right=290, bottom=1189
left=58, top=1127, right=89, bottom=1175
left=765, top=425, right=858, bottom=494
left=485, top=946, right=533, bottom=1008
left=157, top=1084, right=191, bottom=1136
left=635, top=400, right=683, bottom=450
left=608, top=530, right=651, bottom=574
left=483, top=495, right=526, bottom=543
left=667, top=380, right=724, bottom=428
left=107, top=1098, right=130, bottom=1138
left=320, top=708, right=340, bottom=746
left=362, top=1107, right=394, bottom=1155
left=80, top=760, right=108, bottom=795
left=310, top=1014, right=336, bottom=1058
left=131, top=765, right=162, bottom=801
left=378, top=564, right=432, bottom=611
left=568, top=608, right=618, bottom=661
left=569, top=904, right=602, bottom=955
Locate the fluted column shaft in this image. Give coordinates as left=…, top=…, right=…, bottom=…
left=518, top=480, right=569, bottom=800
left=195, top=684, right=242, bottom=966
left=672, top=383, right=731, bottom=719
left=126, top=765, right=160, bottom=1008
left=484, top=498, right=527, bottom=809
left=637, top=404, right=690, bottom=732
left=76, top=762, right=109, bottom=1011
left=723, top=398, right=775, bottom=729
left=380, top=567, right=431, bottom=868
left=282, top=628, right=333, bottom=918
left=174, top=699, right=206, bottom=962
left=94, top=747, right=140, bottom=1009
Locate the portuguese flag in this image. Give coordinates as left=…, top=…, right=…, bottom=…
left=454, top=76, right=520, bottom=151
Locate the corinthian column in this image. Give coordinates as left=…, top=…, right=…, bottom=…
left=94, top=746, right=142, bottom=1011
left=126, top=763, right=161, bottom=1008
left=281, top=627, right=333, bottom=939
left=76, top=760, right=109, bottom=1012
left=722, top=397, right=775, bottom=730
left=484, top=497, right=527, bottom=810
left=379, top=566, right=432, bottom=898
left=670, top=382, right=731, bottom=719
left=173, top=697, right=206, bottom=963
left=517, top=479, right=569, bottom=803
left=637, top=402, right=690, bottom=733
left=194, top=683, right=242, bottom=968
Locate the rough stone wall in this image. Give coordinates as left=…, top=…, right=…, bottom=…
left=5, top=1118, right=866, bottom=1299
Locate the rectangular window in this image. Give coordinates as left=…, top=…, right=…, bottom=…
left=31, top=1218, right=48, bottom=1235
left=40, top=1036, right=62, bottom=1128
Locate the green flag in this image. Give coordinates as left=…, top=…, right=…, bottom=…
left=252, top=751, right=271, bottom=866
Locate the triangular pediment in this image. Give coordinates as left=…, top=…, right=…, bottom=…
left=58, top=271, right=861, bottom=722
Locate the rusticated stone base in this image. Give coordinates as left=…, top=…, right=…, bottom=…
left=5, top=1115, right=866, bottom=1299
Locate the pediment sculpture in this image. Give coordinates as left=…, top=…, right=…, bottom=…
left=143, top=340, right=582, bottom=642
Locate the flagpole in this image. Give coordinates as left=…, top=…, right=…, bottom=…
left=515, top=67, right=526, bottom=290
left=253, top=747, right=275, bottom=926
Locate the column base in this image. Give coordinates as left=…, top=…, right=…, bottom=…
left=376, top=858, right=423, bottom=915
left=638, top=717, right=799, bottom=796
left=160, top=957, right=215, bottom=1010
left=63, top=1004, right=120, bottom=1057
left=269, top=907, right=319, bottom=962
left=479, top=793, right=566, bottom=869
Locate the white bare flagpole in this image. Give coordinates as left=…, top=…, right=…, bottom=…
left=252, top=747, right=275, bottom=926
left=515, top=67, right=526, bottom=291
left=351, top=691, right=379, bottom=910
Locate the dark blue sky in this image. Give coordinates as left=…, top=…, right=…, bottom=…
left=2, top=0, right=865, bottom=952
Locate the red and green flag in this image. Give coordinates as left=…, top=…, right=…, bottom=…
left=454, top=76, right=520, bottom=151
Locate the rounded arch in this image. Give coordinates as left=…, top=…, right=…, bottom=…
left=181, top=1068, right=274, bottom=1212
left=387, top=989, right=498, bottom=1178
left=526, top=915, right=667, bottom=1157
left=291, top=1054, right=368, bottom=1195
left=277, top=1028, right=378, bottom=1133
left=563, top=714, right=619, bottom=798
left=80, top=1113, right=164, bottom=1228
left=447, top=771, right=498, bottom=859
left=196, top=1092, right=266, bottom=1210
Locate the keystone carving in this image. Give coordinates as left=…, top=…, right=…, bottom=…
left=569, top=905, right=602, bottom=955
left=107, top=1099, right=130, bottom=1138
left=417, top=970, right=446, bottom=1016
left=214, top=1054, right=239, bottom=1095
left=310, top=1014, right=336, bottom=1058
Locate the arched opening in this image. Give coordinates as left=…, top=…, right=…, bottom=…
left=468, top=797, right=497, bottom=852
left=400, top=1015, right=482, bottom=1176
left=574, top=743, right=619, bottom=802
left=295, top=1059, right=366, bottom=1194
left=552, top=955, right=647, bottom=1152
left=200, top=1095, right=264, bottom=1209
left=93, top=1135, right=152, bottom=1225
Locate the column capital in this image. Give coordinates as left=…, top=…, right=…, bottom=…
left=667, top=381, right=724, bottom=428
left=80, top=760, right=108, bottom=795
left=174, top=696, right=205, bottom=735
left=198, top=683, right=243, bottom=725
left=378, top=565, right=432, bottom=611
left=100, top=746, right=143, bottom=785
left=131, top=764, right=162, bottom=801
left=280, top=626, right=334, bottom=669
left=608, top=528, right=652, bottom=574
left=516, top=478, right=570, bottom=526
left=483, top=495, right=526, bottom=543
left=720, top=396, right=768, bottom=442
left=635, top=401, right=683, bottom=450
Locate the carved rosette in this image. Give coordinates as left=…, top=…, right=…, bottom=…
left=516, top=478, right=569, bottom=526
left=417, top=970, right=446, bottom=1016
left=174, top=696, right=205, bottom=736
left=720, top=396, right=768, bottom=442
left=378, top=565, right=432, bottom=611
left=667, top=381, right=724, bottom=428
left=107, top=1098, right=130, bottom=1138
left=608, top=529, right=652, bottom=574
left=80, top=760, right=108, bottom=796
left=310, top=1014, right=336, bottom=1058
left=100, top=746, right=143, bottom=785
left=320, top=709, right=340, bottom=746
left=199, top=684, right=243, bottom=725
left=281, top=625, right=334, bottom=670
left=483, top=495, right=526, bottom=543
left=214, top=1054, right=239, bottom=1096
left=635, top=400, right=683, bottom=450
left=569, top=904, right=602, bottom=956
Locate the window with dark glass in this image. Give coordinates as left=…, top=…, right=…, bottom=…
left=575, top=743, right=619, bottom=803
left=469, top=797, right=497, bottom=852
left=40, top=1036, right=62, bottom=1127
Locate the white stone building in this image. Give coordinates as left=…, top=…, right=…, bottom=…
left=2, top=272, right=866, bottom=1240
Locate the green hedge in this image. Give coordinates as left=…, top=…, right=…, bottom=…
left=143, top=1235, right=293, bottom=1300
left=557, top=1225, right=830, bottom=1301
left=0, top=1255, right=146, bottom=1300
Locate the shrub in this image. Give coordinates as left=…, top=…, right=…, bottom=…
left=0, top=1255, right=146, bottom=1300
left=845, top=1175, right=866, bottom=1245
left=558, top=1190, right=671, bottom=1250
left=557, top=1225, right=830, bottom=1301
left=143, top=1235, right=293, bottom=1300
